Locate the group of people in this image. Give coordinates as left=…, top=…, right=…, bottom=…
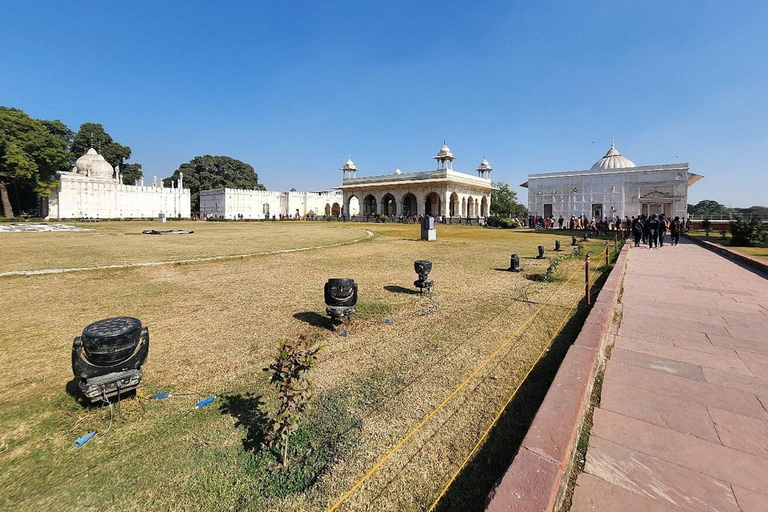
left=630, top=214, right=684, bottom=248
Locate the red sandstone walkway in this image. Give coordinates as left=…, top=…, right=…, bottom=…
left=571, top=239, right=768, bottom=512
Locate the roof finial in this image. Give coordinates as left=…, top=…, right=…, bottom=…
left=611, top=136, right=615, bottom=148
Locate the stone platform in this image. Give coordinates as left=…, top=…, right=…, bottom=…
left=571, top=238, right=768, bottom=511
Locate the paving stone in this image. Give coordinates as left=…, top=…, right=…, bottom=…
left=722, top=325, right=766, bottom=343
left=609, top=347, right=706, bottom=382
left=732, top=485, right=768, bottom=512
left=571, top=473, right=680, bottom=512
left=485, top=448, right=560, bottom=512
left=744, top=360, right=768, bottom=381
left=706, top=333, right=768, bottom=357
left=708, top=407, right=768, bottom=459
left=701, top=367, right=768, bottom=395
left=600, top=381, right=719, bottom=442
left=591, top=408, right=768, bottom=494
left=613, top=337, right=752, bottom=375
left=584, top=437, right=738, bottom=512
left=682, top=285, right=753, bottom=296
left=606, top=362, right=768, bottom=420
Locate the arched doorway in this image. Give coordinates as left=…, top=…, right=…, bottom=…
left=449, top=192, right=459, bottom=217
left=382, top=193, right=396, bottom=217
left=425, top=192, right=441, bottom=216
left=363, top=194, right=377, bottom=216
left=480, top=196, right=488, bottom=217
left=402, top=193, right=417, bottom=218
left=347, top=195, right=360, bottom=217
left=467, top=196, right=475, bottom=217
left=331, top=202, right=341, bottom=216
left=324, top=203, right=331, bottom=216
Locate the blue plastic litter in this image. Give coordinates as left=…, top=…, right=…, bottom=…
left=384, top=318, right=393, bottom=324
left=339, top=331, right=348, bottom=337
left=195, top=396, right=215, bottom=409
left=153, top=393, right=170, bottom=399
left=74, top=431, right=96, bottom=447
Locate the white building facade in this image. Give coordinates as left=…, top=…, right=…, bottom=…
left=199, top=188, right=343, bottom=220
left=46, top=148, right=191, bottom=220
left=337, top=144, right=496, bottom=222
left=522, top=142, right=702, bottom=220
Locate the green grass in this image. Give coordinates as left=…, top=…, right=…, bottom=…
left=687, top=230, right=768, bottom=263
left=0, top=222, right=611, bottom=511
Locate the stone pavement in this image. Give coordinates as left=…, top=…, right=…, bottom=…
left=570, top=238, right=768, bottom=512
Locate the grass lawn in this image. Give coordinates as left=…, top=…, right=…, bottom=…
left=0, top=222, right=613, bottom=511
left=686, top=230, right=768, bottom=263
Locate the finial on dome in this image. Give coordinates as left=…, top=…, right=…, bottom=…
left=611, top=136, right=615, bottom=148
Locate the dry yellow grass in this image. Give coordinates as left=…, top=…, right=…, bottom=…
left=0, top=222, right=608, bottom=511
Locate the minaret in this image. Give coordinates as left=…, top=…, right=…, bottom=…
left=433, top=141, right=455, bottom=170
left=341, top=157, right=357, bottom=179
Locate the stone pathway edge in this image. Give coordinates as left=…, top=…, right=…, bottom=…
left=485, top=243, right=630, bottom=512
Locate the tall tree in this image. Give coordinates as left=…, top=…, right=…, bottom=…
left=164, top=155, right=265, bottom=211
left=490, top=182, right=527, bottom=217
left=121, top=162, right=143, bottom=185
left=0, top=107, right=69, bottom=218
left=687, top=199, right=728, bottom=216
left=41, top=119, right=74, bottom=152
left=71, top=122, right=133, bottom=168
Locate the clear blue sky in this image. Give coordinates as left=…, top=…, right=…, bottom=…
left=2, top=1, right=766, bottom=207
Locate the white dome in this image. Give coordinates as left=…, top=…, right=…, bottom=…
left=75, top=148, right=99, bottom=175
left=394, top=167, right=402, bottom=175
left=591, top=141, right=635, bottom=170
left=341, top=158, right=357, bottom=171
left=88, top=154, right=115, bottom=178
left=477, top=158, right=492, bottom=171
left=436, top=144, right=453, bottom=158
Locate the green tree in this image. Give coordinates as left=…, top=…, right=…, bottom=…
left=490, top=182, right=527, bottom=218
left=41, top=119, right=74, bottom=152
left=165, top=155, right=265, bottom=212
left=121, top=162, right=143, bottom=185
left=71, top=122, right=132, bottom=167
left=0, top=107, right=69, bottom=218
left=688, top=199, right=729, bottom=216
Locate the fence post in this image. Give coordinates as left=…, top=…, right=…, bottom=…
left=585, top=253, right=591, bottom=306
left=614, top=235, right=618, bottom=255
left=604, top=240, right=609, bottom=266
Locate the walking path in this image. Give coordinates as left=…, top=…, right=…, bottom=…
left=571, top=238, right=768, bottom=512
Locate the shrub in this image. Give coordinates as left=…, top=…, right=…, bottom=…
left=701, top=219, right=712, bottom=237
left=729, top=218, right=766, bottom=247
left=263, top=335, right=323, bottom=466
left=486, top=216, right=520, bottom=229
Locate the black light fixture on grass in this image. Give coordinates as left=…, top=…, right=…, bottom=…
left=72, top=317, right=149, bottom=402
left=572, top=236, right=577, bottom=246
left=555, top=240, right=561, bottom=251
left=537, top=245, right=545, bottom=259
left=324, top=278, right=358, bottom=326
left=509, top=253, right=522, bottom=272
left=414, top=260, right=434, bottom=293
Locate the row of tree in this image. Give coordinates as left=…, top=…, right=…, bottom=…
left=688, top=199, right=767, bottom=219
left=0, top=106, right=265, bottom=218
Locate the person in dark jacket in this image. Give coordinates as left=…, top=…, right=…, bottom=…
left=670, top=216, right=682, bottom=245
left=631, top=216, right=643, bottom=247
left=658, top=214, right=668, bottom=247
left=646, top=214, right=660, bottom=248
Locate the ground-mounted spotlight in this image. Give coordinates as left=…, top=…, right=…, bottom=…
left=537, top=246, right=545, bottom=259
left=414, top=260, right=434, bottom=293
left=583, top=233, right=589, bottom=241
left=555, top=240, right=562, bottom=251
left=571, top=236, right=577, bottom=246
left=324, top=278, right=358, bottom=326
left=508, top=253, right=522, bottom=272
left=72, top=317, right=149, bottom=402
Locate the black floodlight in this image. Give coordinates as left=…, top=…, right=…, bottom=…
left=509, top=253, right=522, bottom=272
left=324, top=278, right=358, bottom=325
left=414, top=260, right=434, bottom=293
left=555, top=240, right=561, bottom=251
left=537, top=246, right=545, bottom=259
left=72, top=317, right=149, bottom=402
left=571, top=236, right=577, bottom=246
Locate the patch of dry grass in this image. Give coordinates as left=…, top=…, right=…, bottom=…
left=0, top=222, right=608, bottom=511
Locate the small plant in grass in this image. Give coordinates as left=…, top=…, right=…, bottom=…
left=729, top=217, right=766, bottom=247
left=263, top=335, right=323, bottom=466
left=701, top=219, right=712, bottom=237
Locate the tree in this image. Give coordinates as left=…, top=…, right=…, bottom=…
left=688, top=200, right=728, bottom=217
left=0, top=107, right=69, bottom=218
left=121, top=163, right=143, bottom=185
left=41, top=119, right=74, bottom=152
left=165, top=155, right=266, bottom=211
left=490, top=182, right=527, bottom=218
left=71, top=122, right=133, bottom=167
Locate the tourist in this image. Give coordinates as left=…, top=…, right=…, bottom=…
left=631, top=216, right=643, bottom=247
left=658, top=214, right=667, bottom=247
left=685, top=217, right=692, bottom=232
left=670, top=216, right=682, bottom=245
left=646, top=214, right=660, bottom=249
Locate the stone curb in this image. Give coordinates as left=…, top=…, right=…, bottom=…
left=485, top=243, right=630, bottom=512
left=682, top=234, right=768, bottom=276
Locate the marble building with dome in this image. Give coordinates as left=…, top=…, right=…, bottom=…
left=45, top=148, right=191, bottom=219
left=337, top=143, right=497, bottom=221
left=521, top=140, right=702, bottom=221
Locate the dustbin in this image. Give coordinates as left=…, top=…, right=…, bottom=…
left=159, top=212, right=166, bottom=223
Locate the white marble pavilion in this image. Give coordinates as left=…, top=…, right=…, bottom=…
left=337, top=144, right=497, bottom=221
left=522, top=141, right=703, bottom=220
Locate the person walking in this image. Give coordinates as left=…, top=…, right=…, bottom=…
left=658, top=214, right=668, bottom=247
left=631, top=216, right=643, bottom=247
left=670, top=216, right=682, bottom=245
left=646, top=214, right=660, bottom=249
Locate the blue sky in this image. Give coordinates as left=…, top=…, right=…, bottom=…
left=2, top=1, right=766, bottom=207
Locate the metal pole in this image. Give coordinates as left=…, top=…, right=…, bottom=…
left=614, top=235, right=618, bottom=255
left=585, top=253, right=591, bottom=306
left=604, top=240, right=609, bottom=266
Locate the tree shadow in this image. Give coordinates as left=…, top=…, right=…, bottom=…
left=293, top=311, right=334, bottom=330
left=219, top=393, right=269, bottom=452
left=383, top=285, right=420, bottom=295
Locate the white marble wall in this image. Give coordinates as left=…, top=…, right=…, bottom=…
left=199, top=189, right=343, bottom=219
left=47, top=173, right=191, bottom=219
left=526, top=164, right=691, bottom=220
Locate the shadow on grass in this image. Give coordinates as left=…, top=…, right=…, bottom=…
left=293, top=311, right=334, bottom=331
left=383, top=285, right=420, bottom=295
left=219, top=393, right=269, bottom=452
left=65, top=377, right=136, bottom=408
left=433, top=270, right=612, bottom=512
